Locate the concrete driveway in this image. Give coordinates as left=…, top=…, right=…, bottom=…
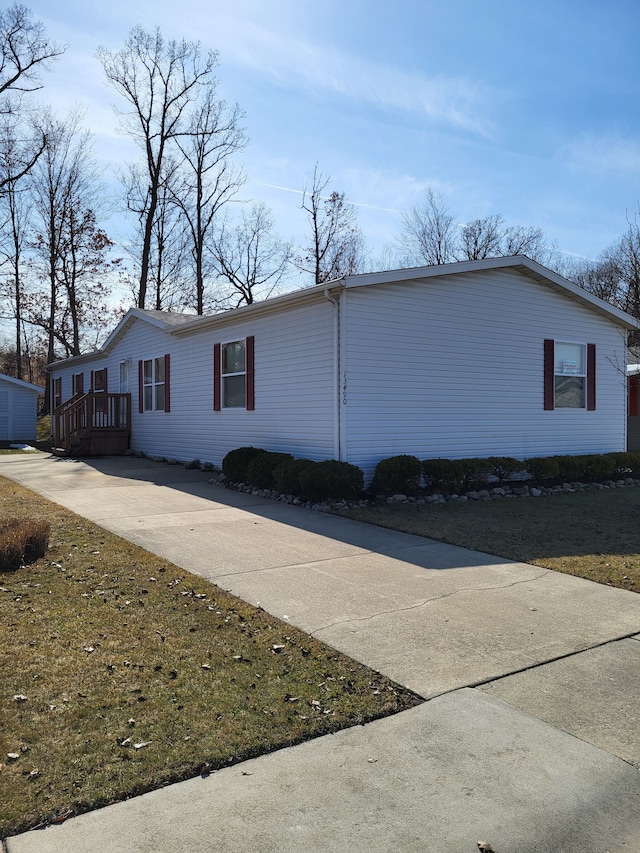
left=2, top=453, right=640, bottom=853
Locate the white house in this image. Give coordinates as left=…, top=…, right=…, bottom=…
left=629, top=364, right=640, bottom=451
left=48, top=256, right=640, bottom=480
left=0, top=373, right=44, bottom=443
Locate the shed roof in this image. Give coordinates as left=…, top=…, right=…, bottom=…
left=0, top=373, right=44, bottom=393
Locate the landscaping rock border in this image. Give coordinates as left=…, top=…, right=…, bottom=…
left=125, top=450, right=640, bottom=512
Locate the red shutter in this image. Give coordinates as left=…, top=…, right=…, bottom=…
left=103, top=367, right=108, bottom=393
left=164, top=354, right=171, bottom=412
left=213, top=343, right=221, bottom=411
left=543, top=339, right=554, bottom=410
left=246, top=335, right=255, bottom=411
left=587, top=343, right=596, bottom=411
left=90, top=370, right=94, bottom=391
left=630, top=376, right=639, bottom=416
left=138, top=360, right=144, bottom=413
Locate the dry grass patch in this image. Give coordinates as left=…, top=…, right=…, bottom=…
left=0, top=478, right=420, bottom=837
left=0, top=517, right=50, bottom=571
left=345, top=487, right=640, bottom=593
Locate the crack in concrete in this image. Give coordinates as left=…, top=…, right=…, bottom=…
left=310, top=568, right=551, bottom=636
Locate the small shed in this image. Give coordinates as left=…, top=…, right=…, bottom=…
left=0, top=373, right=44, bottom=443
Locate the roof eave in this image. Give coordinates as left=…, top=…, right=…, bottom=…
left=170, top=281, right=343, bottom=336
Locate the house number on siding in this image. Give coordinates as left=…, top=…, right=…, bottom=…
left=342, top=372, right=348, bottom=405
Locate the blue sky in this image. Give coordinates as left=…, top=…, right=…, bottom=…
left=23, top=0, right=640, bottom=266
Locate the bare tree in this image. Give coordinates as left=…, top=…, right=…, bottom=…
left=297, top=165, right=366, bottom=284
left=210, top=202, right=292, bottom=308
left=122, top=154, right=189, bottom=311
left=97, top=26, right=219, bottom=309
left=612, top=215, right=640, bottom=321
left=148, top=170, right=190, bottom=310
left=173, top=86, right=247, bottom=314
left=459, top=214, right=503, bottom=260
left=396, top=187, right=458, bottom=266
left=395, top=187, right=552, bottom=268
left=28, top=110, right=115, bottom=408
left=501, top=223, right=546, bottom=258
left=0, top=4, right=65, bottom=191
left=0, top=116, right=33, bottom=378
left=567, top=210, right=640, bottom=353
left=568, top=256, right=624, bottom=307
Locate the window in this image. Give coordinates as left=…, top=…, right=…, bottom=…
left=53, top=377, right=62, bottom=410
left=544, top=339, right=595, bottom=411
left=72, top=373, right=84, bottom=395
left=92, top=368, right=106, bottom=392
left=119, top=361, right=129, bottom=394
left=138, top=355, right=170, bottom=413
left=222, top=340, right=246, bottom=407
left=554, top=342, right=586, bottom=408
left=630, top=376, right=639, bottom=416
left=213, top=337, right=254, bottom=411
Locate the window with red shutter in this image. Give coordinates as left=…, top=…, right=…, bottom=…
left=214, top=338, right=255, bottom=410
left=545, top=340, right=595, bottom=410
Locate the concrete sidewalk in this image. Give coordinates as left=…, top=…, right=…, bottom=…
left=2, top=453, right=640, bottom=852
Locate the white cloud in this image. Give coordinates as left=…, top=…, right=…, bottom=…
left=218, top=21, right=494, bottom=135
left=562, top=132, right=640, bottom=176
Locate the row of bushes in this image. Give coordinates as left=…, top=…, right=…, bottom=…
left=0, top=518, right=51, bottom=572
left=222, top=447, right=364, bottom=502
left=222, top=447, right=640, bottom=502
left=372, top=452, right=640, bottom=496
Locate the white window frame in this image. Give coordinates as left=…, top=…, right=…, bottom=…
left=554, top=341, right=586, bottom=409
left=119, top=361, right=129, bottom=394
left=142, top=357, right=165, bottom=412
left=221, top=340, right=246, bottom=408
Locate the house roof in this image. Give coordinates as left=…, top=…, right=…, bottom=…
left=629, top=365, right=640, bottom=377
left=47, top=309, right=198, bottom=368
left=0, top=373, right=44, bottom=393
left=48, top=256, right=640, bottom=369
left=342, top=256, right=640, bottom=330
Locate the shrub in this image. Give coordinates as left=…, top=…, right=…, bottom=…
left=0, top=518, right=50, bottom=572
left=422, top=458, right=463, bottom=492
left=372, top=455, right=422, bottom=496
left=245, top=451, right=294, bottom=488
left=222, top=447, right=265, bottom=482
left=582, top=454, right=617, bottom=482
left=457, top=458, right=491, bottom=490
left=486, top=456, right=522, bottom=483
left=273, top=458, right=315, bottom=496
left=552, top=455, right=589, bottom=482
left=526, top=456, right=561, bottom=482
left=298, top=460, right=364, bottom=502
left=606, top=452, right=640, bottom=477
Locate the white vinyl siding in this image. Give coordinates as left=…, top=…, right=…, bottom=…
left=0, top=377, right=42, bottom=441
left=47, top=298, right=337, bottom=467
left=341, top=269, right=628, bottom=481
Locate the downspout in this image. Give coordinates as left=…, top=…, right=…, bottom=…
left=324, top=287, right=341, bottom=460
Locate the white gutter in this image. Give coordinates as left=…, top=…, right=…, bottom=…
left=324, top=287, right=341, bottom=460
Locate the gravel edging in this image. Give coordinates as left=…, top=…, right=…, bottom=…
left=124, top=451, right=640, bottom=512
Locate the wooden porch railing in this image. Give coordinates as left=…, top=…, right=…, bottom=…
left=53, top=392, right=131, bottom=456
